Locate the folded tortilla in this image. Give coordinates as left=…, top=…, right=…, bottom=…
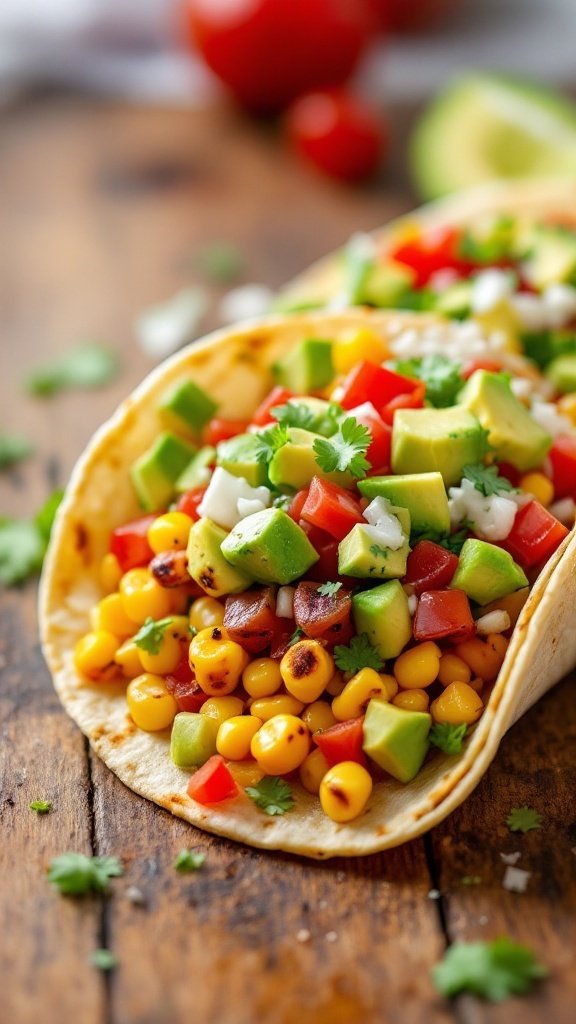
left=40, top=309, right=576, bottom=859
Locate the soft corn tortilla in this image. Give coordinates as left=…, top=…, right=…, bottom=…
left=280, top=177, right=576, bottom=310
left=40, top=310, right=576, bottom=859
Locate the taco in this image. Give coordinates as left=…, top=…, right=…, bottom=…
left=40, top=310, right=576, bottom=858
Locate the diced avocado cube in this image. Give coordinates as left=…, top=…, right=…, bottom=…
left=547, top=353, right=576, bottom=394
left=433, top=279, right=472, bottom=318
left=175, top=445, right=215, bottom=492
left=450, top=538, right=528, bottom=606
left=391, top=407, right=486, bottom=487
left=352, top=580, right=412, bottom=660
left=170, top=712, right=218, bottom=768
left=361, top=260, right=416, bottom=306
left=221, top=508, right=318, bottom=585
left=131, top=432, right=197, bottom=512
left=187, top=518, right=252, bottom=597
left=459, top=370, right=551, bottom=471
left=158, top=379, right=217, bottom=435
left=524, top=227, right=576, bottom=289
left=268, top=428, right=354, bottom=491
left=358, top=472, right=450, bottom=535
left=338, top=507, right=410, bottom=579
left=273, top=338, right=334, bottom=393
left=216, top=433, right=269, bottom=487
left=363, top=698, right=431, bottom=783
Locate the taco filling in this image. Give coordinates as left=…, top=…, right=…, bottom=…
left=72, top=326, right=575, bottom=826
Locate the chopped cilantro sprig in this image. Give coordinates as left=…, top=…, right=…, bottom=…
left=0, top=489, right=64, bottom=586
left=317, top=581, right=342, bottom=597
left=506, top=807, right=543, bottom=833
left=47, top=853, right=123, bottom=895
left=429, top=723, right=468, bottom=755
left=432, top=937, right=548, bottom=1001
left=26, top=342, right=119, bottom=397
left=389, top=354, right=463, bottom=408
left=463, top=463, right=515, bottom=497
left=133, top=617, right=174, bottom=655
left=0, top=434, right=33, bottom=469
left=253, top=423, right=289, bottom=465
left=334, top=634, right=383, bottom=673
left=174, top=849, right=207, bottom=872
left=246, top=777, right=294, bottom=816
left=313, top=417, right=371, bottom=479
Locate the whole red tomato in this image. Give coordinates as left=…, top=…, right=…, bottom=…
left=184, top=0, right=376, bottom=114
left=285, top=89, right=386, bottom=182
left=370, top=0, right=458, bottom=33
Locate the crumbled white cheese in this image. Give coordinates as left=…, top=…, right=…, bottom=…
left=471, top=269, right=515, bottom=315
left=219, top=284, right=273, bottom=324
left=502, top=866, right=531, bottom=893
left=500, top=851, right=522, bottom=865
left=476, top=610, right=511, bottom=635
left=363, top=496, right=405, bottom=550
left=390, top=319, right=505, bottom=363
left=542, top=282, right=576, bottom=329
left=530, top=400, right=574, bottom=438
left=549, top=497, right=576, bottom=525
left=197, top=467, right=271, bottom=529
left=136, top=287, right=209, bottom=359
left=509, top=291, right=548, bottom=332
left=448, top=477, right=522, bottom=541
left=276, top=586, right=295, bottom=619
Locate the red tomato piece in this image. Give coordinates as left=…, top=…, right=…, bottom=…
left=306, top=534, right=342, bottom=583
left=301, top=477, right=364, bottom=540
left=549, top=434, right=576, bottom=499
left=339, top=361, right=420, bottom=414
left=315, top=717, right=367, bottom=767
left=390, top=226, right=476, bottom=288
left=176, top=486, right=207, bottom=521
left=380, top=380, right=426, bottom=425
left=502, top=499, right=569, bottom=569
left=251, top=386, right=294, bottom=426
left=223, top=587, right=277, bottom=653
left=413, top=589, right=475, bottom=642
left=286, top=89, right=385, bottom=182
left=165, top=677, right=207, bottom=714
left=202, top=418, right=250, bottom=447
left=348, top=403, right=392, bottom=470
left=404, top=541, right=459, bottom=596
left=187, top=755, right=238, bottom=805
left=494, top=462, right=521, bottom=488
left=269, top=617, right=296, bottom=660
left=287, top=487, right=310, bottom=523
left=293, top=581, right=352, bottom=644
left=110, top=515, right=156, bottom=573
left=460, top=357, right=505, bottom=380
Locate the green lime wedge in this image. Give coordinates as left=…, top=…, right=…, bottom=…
left=410, top=73, right=576, bottom=200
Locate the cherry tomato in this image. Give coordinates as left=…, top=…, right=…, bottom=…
left=176, top=487, right=207, bottom=520
left=184, top=0, right=375, bottom=114
left=404, top=541, right=459, bottom=596
left=286, top=89, right=385, bottom=181
left=413, top=589, right=475, bottom=643
left=187, top=756, right=238, bottom=804
left=369, top=0, right=458, bottom=33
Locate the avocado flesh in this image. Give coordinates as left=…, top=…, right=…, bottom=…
left=363, top=699, right=431, bottom=783
left=170, top=713, right=218, bottom=768
left=547, top=353, right=576, bottom=394
left=358, top=472, right=450, bottom=536
left=221, top=508, right=319, bottom=585
left=216, top=433, right=269, bottom=487
left=391, top=407, right=486, bottom=487
left=158, top=378, right=217, bottom=435
left=273, top=338, right=334, bottom=393
left=524, top=228, right=576, bottom=289
left=268, top=428, right=354, bottom=491
left=459, top=370, right=551, bottom=471
left=352, top=580, right=412, bottom=661
left=338, top=507, right=410, bottom=579
left=131, top=432, right=197, bottom=512
left=450, top=539, right=528, bottom=606
left=176, top=445, right=215, bottom=492
left=187, top=518, right=252, bottom=598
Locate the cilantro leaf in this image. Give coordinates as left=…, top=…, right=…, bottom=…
left=90, top=949, right=118, bottom=971
left=0, top=434, right=33, bottom=470
left=287, top=627, right=304, bottom=647
left=390, top=354, right=463, bottom=408
left=246, top=776, right=294, bottom=816
left=48, top=853, right=123, bottom=895
left=35, top=488, right=65, bottom=544
left=463, top=463, right=515, bottom=497
left=253, top=423, right=289, bottom=465
left=317, top=581, right=342, bottom=597
left=0, top=519, right=45, bottom=586
left=313, top=417, right=371, bottom=479
left=174, top=848, right=207, bottom=872
left=460, top=875, right=482, bottom=886
left=414, top=528, right=469, bottom=555
left=30, top=800, right=52, bottom=814
left=133, top=616, right=174, bottom=655
left=271, top=402, right=316, bottom=431
left=506, top=807, right=543, bottom=833
left=196, top=242, right=243, bottom=283
left=369, top=543, right=389, bottom=559
left=334, top=633, right=383, bottom=673
left=26, top=343, right=119, bottom=397
left=432, top=937, right=548, bottom=1001
left=429, top=723, right=468, bottom=755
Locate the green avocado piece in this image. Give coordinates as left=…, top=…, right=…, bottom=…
left=131, top=432, right=197, bottom=512
left=352, top=580, right=412, bottom=660
left=187, top=518, right=252, bottom=597
left=221, top=508, right=318, bottom=585
left=338, top=507, right=410, bottom=579
left=216, top=433, right=269, bottom=487
left=358, top=472, right=450, bottom=536
left=275, top=397, right=339, bottom=436
left=361, top=260, right=416, bottom=307
left=175, top=445, right=215, bottom=492
left=547, top=353, right=576, bottom=394
left=268, top=428, right=354, bottom=491
left=273, top=338, right=334, bottom=393
left=459, top=370, right=551, bottom=471
left=433, top=279, right=472, bottom=319
left=170, top=713, right=218, bottom=769
left=158, top=379, right=218, bottom=435
left=363, top=698, right=431, bottom=783
left=450, top=538, right=528, bottom=606
left=524, top=227, right=576, bottom=289
left=391, top=407, right=486, bottom=487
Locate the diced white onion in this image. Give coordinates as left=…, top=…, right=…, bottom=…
left=530, top=400, right=574, bottom=438
left=363, top=496, right=405, bottom=550
left=509, top=292, right=548, bottom=332
left=500, top=851, right=522, bottom=865
left=276, top=586, right=295, bottom=619
left=542, top=283, right=576, bottom=329
left=549, top=497, right=576, bottom=525
left=475, top=610, right=511, bottom=635
left=448, top=478, right=520, bottom=541
left=219, top=284, right=273, bottom=324
left=407, top=594, right=418, bottom=616
left=197, top=467, right=271, bottom=529
left=471, top=269, right=515, bottom=315
left=237, top=497, right=267, bottom=518
left=502, top=866, right=531, bottom=894
left=510, top=377, right=534, bottom=402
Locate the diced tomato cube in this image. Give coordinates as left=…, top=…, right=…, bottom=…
left=404, top=540, right=459, bottom=596
left=315, top=717, right=367, bottom=767
left=347, top=402, right=392, bottom=470
left=495, top=462, right=521, bottom=488
left=287, top=487, right=310, bottom=523
left=549, top=434, right=576, bottom=499
left=269, top=617, right=296, bottom=659
left=301, top=477, right=364, bottom=541
left=251, top=386, right=294, bottom=426
left=176, top=486, right=207, bottom=520
left=502, top=499, right=569, bottom=568
left=293, top=581, right=353, bottom=644
left=187, top=755, right=238, bottom=804
left=202, top=417, right=250, bottom=446
left=413, top=589, right=475, bottom=642
left=166, top=678, right=207, bottom=713
left=380, top=380, right=426, bottom=425
left=110, top=515, right=156, bottom=572
left=390, top=226, right=476, bottom=287
left=223, top=587, right=277, bottom=653
left=339, top=361, right=421, bottom=414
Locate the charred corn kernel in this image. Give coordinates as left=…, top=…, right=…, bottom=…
left=379, top=673, right=399, bottom=700
left=114, top=639, right=143, bottom=679
left=147, top=512, right=193, bottom=554
left=200, top=695, right=245, bottom=728
left=74, top=630, right=119, bottom=680
left=438, top=653, right=472, bottom=687
left=189, top=626, right=249, bottom=696
left=394, top=642, right=441, bottom=689
left=331, top=667, right=390, bottom=722
left=189, top=596, right=225, bottom=632
left=325, top=671, right=346, bottom=697
left=99, top=552, right=122, bottom=594
left=217, top=715, right=262, bottom=760
left=280, top=639, right=335, bottom=703
left=393, top=688, right=430, bottom=712
left=431, top=681, right=483, bottom=726
left=126, top=673, right=178, bottom=731
left=519, top=472, right=554, bottom=507
left=299, top=748, right=330, bottom=795
left=455, top=634, right=507, bottom=683
left=250, top=714, right=310, bottom=775
left=249, top=694, right=304, bottom=721
left=166, top=615, right=193, bottom=640
left=119, top=569, right=172, bottom=625
left=242, top=657, right=283, bottom=698
left=332, top=328, right=390, bottom=375
left=138, top=632, right=182, bottom=675
left=319, top=761, right=373, bottom=823
left=301, top=701, right=337, bottom=736
left=226, top=759, right=264, bottom=788
left=558, top=393, right=576, bottom=425
left=90, top=593, right=137, bottom=639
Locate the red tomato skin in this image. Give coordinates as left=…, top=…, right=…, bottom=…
left=413, top=589, right=475, bottom=642
left=348, top=403, right=392, bottom=471
left=202, top=418, right=249, bottom=447
left=494, top=462, right=521, bottom=488
left=287, top=487, right=310, bottom=523
left=315, top=717, right=367, bottom=767
left=187, top=756, right=238, bottom=804
left=502, top=500, right=569, bottom=569
left=176, top=487, right=207, bottom=521
left=390, top=227, right=476, bottom=288
left=371, top=0, right=458, bottom=34
left=549, top=435, right=576, bottom=499
left=339, top=361, right=420, bottom=414
left=167, top=678, right=208, bottom=713
left=110, top=516, right=156, bottom=573
left=461, top=357, right=504, bottom=380
left=301, top=477, right=364, bottom=541
left=251, top=386, right=294, bottom=427
left=380, top=381, right=426, bottom=425
left=404, top=541, right=459, bottom=596
left=286, top=89, right=384, bottom=181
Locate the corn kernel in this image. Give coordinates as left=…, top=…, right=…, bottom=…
left=332, top=328, right=391, bottom=376
left=242, top=658, right=283, bottom=698
left=250, top=714, right=310, bottom=775
left=217, top=715, right=262, bottom=760
left=249, top=694, right=304, bottom=721
left=189, top=597, right=226, bottom=632
left=476, top=588, right=529, bottom=630
left=126, top=673, right=178, bottom=731
left=438, top=653, right=472, bottom=687
left=74, top=630, right=120, bottom=681
left=393, top=642, right=441, bottom=689
left=455, top=634, right=507, bottom=683
left=189, top=626, right=249, bottom=696
left=119, top=568, right=172, bottom=625
left=200, top=695, right=245, bottom=728
left=299, top=748, right=330, bottom=795
left=325, top=671, right=346, bottom=697
left=468, top=677, right=484, bottom=695
left=331, top=667, right=390, bottom=722
left=90, top=593, right=138, bottom=639
left=99, top=553, right=122, bottom=594
left=301, top=701, right=337, bottom=736
left=281, top=639, right=335, bottom=703
left=319, top=761, right=373, bottom=823
left=519, top=472, right=554, bottom=507
left=378, top=673, right=399, bottom=700
left=138, top=632, right=182, bottom=675
left=392, top=688, right=430, bottom=712
left=430, top=681, right=483, bottom=726
left=226, top=759, right=265, bottom=788
left=114, top=639, right=143, bottom=679
left=147, top=512, right=193, bottom=554
left=558, top=393, right=576, bottom=425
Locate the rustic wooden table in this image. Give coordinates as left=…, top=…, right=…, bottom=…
left=1, top=95, right=575, bottom=1024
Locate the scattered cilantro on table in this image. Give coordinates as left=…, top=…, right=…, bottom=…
left=429, top=723, right=468, bottom=755
left=174, top=848, right=207, bottom=873
left=25, top=342, right=119, bottom=397
left=133, top=617, right=174, bottom=655
left=334, top=634, right=383, bottom=673
left=271, top=402, right=316, bottom=431
left=463, top=463, right=515, bottom=497
left=0, top=434, right=33, bottom=470
left=253, top=424, right=289, bottom=464
left=389, top=354, right=463, bottom=408
left=317, top=581, right=342, bottom=597
left=246, top=777, right=294, bottom=816
left=90, top=949, right=118, bottom=971
left=196, top=242, right=244, bottom=283
left=506, top=807, right=543, bottom=833
left=432, top=937, right=548, bottom=1001
left=0, top=489, right=63, bottom=586
left=48, top=853, right=123, bottom=895
left=313, top=417, right=371, bottom=479
left=29, top=800, right=52, bottom=814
